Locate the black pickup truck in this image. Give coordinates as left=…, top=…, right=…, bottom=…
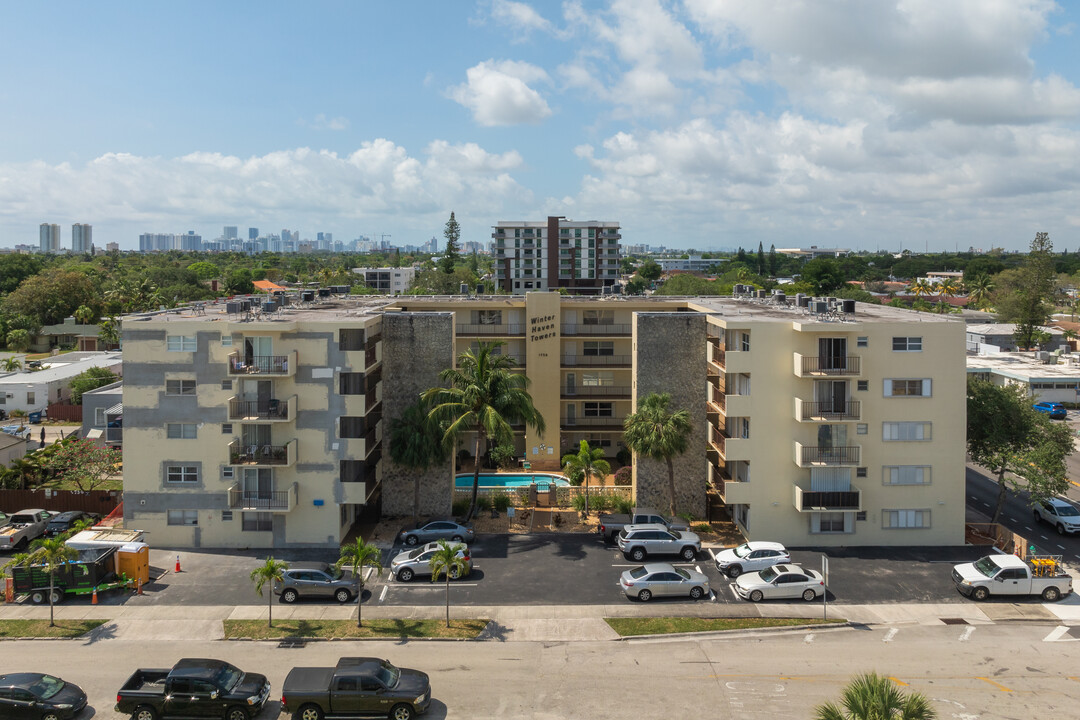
left=281, top=657, right=431, bottom=720
left=115, top=658, right=271, bottom=720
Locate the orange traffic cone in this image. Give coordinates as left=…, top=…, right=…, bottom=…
left=175, top=555, right=181, bottom=573
left=91, top=587, right=98, bottom=605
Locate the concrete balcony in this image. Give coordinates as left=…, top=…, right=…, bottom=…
left=723, top=349, right=753, bottom=373
left=228, top=395, right=296, bottom=422
left=561, top=385, right=631, bottom=399
left=723, top=479, right=753, bottom=505
left=227, top=350, right=297, bottom=377
left=228, top=481, right=298, bottom=512
left=793, top=353, right=861, bottom=377
left=725, top=395, right=752, bottom=417
left=560, top=416, right=627, bottom=429
left=793, top=481, right=861, bottom=512
left=229, top=438, right=297, bottom=467
left=794, top=398, right=861, bottom=422
left=793, top=442, right=860, bottom=467
left=455, top=324, right=526, bottom=336
left=561, top=355, right=632, bottom=368
left=560, top=324, right=632, bottom=336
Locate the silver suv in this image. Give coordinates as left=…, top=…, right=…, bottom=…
left=617, top=523, right=701, bottom=562
left=273, top=562, right=359, bottom=603
left=390, top=541, right=471, bottom=582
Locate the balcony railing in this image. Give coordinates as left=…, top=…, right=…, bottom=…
left=796, top=354, right=861, bottom=377
left=561, top=355, right=632, bottom=367
left=227, top=350, right=296, bottom=376
left=561, top=385, right=631, bottom=398
left=228, top=482, right=298, bottom=512
left=796, top=444, right=860, bottom=466
left=560, top=416, right=626, bottom=428
left=228, top=396, right=293, bottom=421
left=797, top=399, right=861, bottom=421
left=456, top=324, right=525, bottom=336
left=793, top=483, right=862, bottom=512
left=709, top=427, right=728, bottom=458
left=229, top=438, right=296, bottom=466
left=560, top=324, right=632, bottom=336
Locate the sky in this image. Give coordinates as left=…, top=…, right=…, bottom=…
left=1, top=0, right=1079, bottom=253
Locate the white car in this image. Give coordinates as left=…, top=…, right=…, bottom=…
left=713, top=541, right=790, bottom=577
left=735, top=564, right=825, bottom=602
left=1033, top=498, right=1080, bottom=535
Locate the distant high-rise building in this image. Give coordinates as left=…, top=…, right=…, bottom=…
left=224, top=226, right=238, bottom=240
left=71, top=223, right=92, bottom=254
left=492, top=217, right=621, bottom=294
left=106, top=242, right=120, bottom=252
left=249, top=227, right=259, bottom=240
left=180, top=232, right=203, bottom=251
left=39, top=223, right=61, bottom=253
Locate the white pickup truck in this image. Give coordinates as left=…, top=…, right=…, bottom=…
left=0, top=509, right=49, bottom=551
left=952, top=554, right=1073, bottom=602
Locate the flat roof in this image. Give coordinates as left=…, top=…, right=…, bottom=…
left=967, top=352, right=1080, bottom=381
left=0, top=351, right=121, bottom=385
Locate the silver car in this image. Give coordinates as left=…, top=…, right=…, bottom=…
left=735, top=564, right=825, bottom=602
left=273, top=562, right=360, bottom=603
left=390, top=541, right=471, bottom=582
left=619, top=563, right=710, bottom=602
left=399, top=518, right=475, bottom=546
left=616, top=523, right=701, bottom=562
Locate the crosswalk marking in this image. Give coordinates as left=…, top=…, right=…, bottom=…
left=883, top=628, right=898, bottom=642
left=959, top=626, right=975, bottom=642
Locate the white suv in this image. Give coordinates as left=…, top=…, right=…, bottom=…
left=714, top=541, right=791, bottom=577
left=1034, top=498, right=1080, bottom=535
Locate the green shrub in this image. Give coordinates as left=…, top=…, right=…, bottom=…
left=452, top=498, right=470, bottom=517
left=572, top=494, right=587, bottom=512
left=490, top=444, right=518, bottom=470
left=564, top=465, right=584, bottom=486
left=614, top=466, right=632, bottom=485
left=693, top=523, right=712, bottom=533
left=591, top=494, right=612, bottom=512
left=614, top=497, right=634, bottom=514
left=678, top=512, right=694, bottom=525
left=616, top=448, right=631, bottom=465
left=476, top=495, right=492, bottom=512
left=458, top=449, right=472, bottom=461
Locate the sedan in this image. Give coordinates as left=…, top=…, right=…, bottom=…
left=391, top=541, right=471, bottom=582
left=44, top=511, right=101, bottom=538
left=399, top=518, right=474, bottom=546
left=735, top=564, right=825, bottom=602
left=273, top=562, right=360, bottom=603
left=619, top=563, right=710, bottom=602
left=714, top=541, right=791, bottom=577
left=0, top=672, right=88, bottom=720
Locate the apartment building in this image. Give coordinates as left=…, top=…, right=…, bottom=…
left=351, top=266, right=416, bottom=294
left=39, top=223, right=60, bottom=253
left=121, top=291, right=965, bottom=548
left=71, top=223, right=93, bottom=254
left=491, top=217, right=621, bottom=294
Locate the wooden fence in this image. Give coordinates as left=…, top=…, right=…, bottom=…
left=0, top=489, right=120, bottom=516
left=46, top=403, right=83, bottom=422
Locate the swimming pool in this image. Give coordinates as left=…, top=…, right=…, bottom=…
left=454, top=473, right=570, bottom=488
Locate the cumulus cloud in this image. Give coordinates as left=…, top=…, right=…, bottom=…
left=305, top=114, right=349, bottom=131
left=489, top=0, right=552, bottom=35
left=448, top=59, right=552, bottom=126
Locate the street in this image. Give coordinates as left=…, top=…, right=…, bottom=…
left=5, top=622, right=1077, bottom=719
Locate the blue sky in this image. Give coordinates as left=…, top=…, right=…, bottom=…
left=2, top=0, right=1079, bottom=252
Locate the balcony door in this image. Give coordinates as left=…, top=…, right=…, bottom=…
left=814, top=380, right=847, bottom=413
left=816, top=424, right=847, bottom=463
left=818, top=337, right=847, bottom=371
left=241, top=424, right=271, bottom=449
left=244, top=336, right=273, bottom=364
left=242, top=468, right=273, bottom=500
left=241, top=380, right=273, bottom=413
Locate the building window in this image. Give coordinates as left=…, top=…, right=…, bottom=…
left=582, top=370, right=614, bottom=386
left=856, top=423, right=868, bottom=435
left=856, top=467, right=867, bottom=478
left=583, top=341, right=614, bottom=356
left=339, top=329, right=364, bottom=351
left=167, top=510, right=198, bottom=526
left=857, top=336, right=868, bottom=347
left=740, top=333, right=750, bottom=352
left=222, top=466, right=234, bottom=480
left=882, top=509, right=930, bottom=529
left=475, top=310, right=502, bottom=325
left=812, top=512, right=848, bottom=534
left=884, top=379, right=931, bottom=397
left=882, top=422, right=931, bottom=441
left=583, top=402, right=613, bottom=417
left=166, top=423, right=197, bottom=439
left=339, top=373, right=365, bottom=395
left=165, top=465, right=199, bottom=484
left=221, top=380, right=232, bottom=391
left=95, top=408, right=106, bottom=426
left=165, top=379, right=197, bottom=396
left=884, top=466, right=930, bottom=485
left=166, top=335, right=197, bottom=352
left=27, top=392, right=35, bottom=405
left=221, top=335, right=233, bottom=347
left=583, top=310, right=614, bottom=325
left=242, top=512, right=273, bottom=532
left=221, top=511, right=233, bottom=521
left=892, top=337, right=922, bottom=352
left=340, top=417, right=366, bottom=438
left=857, top=380, right=868, bottom=391
left=222, top=424, right=233, bottom=434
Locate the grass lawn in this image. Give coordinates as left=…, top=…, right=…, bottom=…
left=604, top=616, right=846, bottom=637
left=0, top=619, right=107, bottom=638
left=224, top=618, right=489, bottom=640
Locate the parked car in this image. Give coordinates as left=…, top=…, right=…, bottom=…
left=619, top=563, right=710, bottom=602
left=0, top=510, right=49, bottom=552
left=1033, top=401, right=1067, bottom=419
left=390, top=541, right=471, bottom=582
left=735, top=564, right=825, bottom=602
left=398, top=519, right=474, bottom=547
left=616, top=523, right=701, bottom=562
left=281, top=656, right=430, bottom=720
left=0, top=672, right=88, bottom=720
left=273, top=563, right=359, bottom=604
left=952, top=554, right=1072, bottom=602
left=115, top=658, right=271, bottom=720
left=1033, top=497, right=1080, bottom=535
left=713, top=541, right=791, bottom=578
left=43, top=511, right=101, bottom=538
left=597, top=507, right=689, bottom=542
left=1, top=424, right=30, bottom=439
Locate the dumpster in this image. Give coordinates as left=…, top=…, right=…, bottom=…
left=28, top=411, right=42, bottom=424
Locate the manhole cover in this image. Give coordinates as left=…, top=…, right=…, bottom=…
left=940, top=618, right=969, bottom=625
left=278, top=638, right=307, bottom=648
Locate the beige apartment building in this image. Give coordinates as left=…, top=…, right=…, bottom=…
left=122, top=291, right=965, bottom=548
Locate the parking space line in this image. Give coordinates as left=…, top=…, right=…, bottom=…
left=379, top=586, right=388, bottom=602
left=981, top=502, right=990, bottom=507
left=1058, top=545, right=1066, bottom=550
left=611, top=563, right=697, bottom=567
left=728, top=585, right=740, bottom=600
left=883, top=628, right=898, bottom=643
left=975, top=677, right=1013, bottom=692
left=390, top=583, right=480, bottom=588
left=695, top=565, right=702, bottom=574
left=1040, top=535, right=1049, bottom=540
left=1024, top=526, right=1033, bottom=531
left=709, top=590, right=717, bottom=602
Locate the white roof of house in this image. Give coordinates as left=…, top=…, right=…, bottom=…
left=0, top=352, right=121, bottom=386
left=965, top=324, right=1063, bottom=336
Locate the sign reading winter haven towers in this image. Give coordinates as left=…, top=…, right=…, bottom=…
left=530, top=314, right=557, bottom=341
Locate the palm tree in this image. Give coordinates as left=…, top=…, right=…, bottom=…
left=73, top=305, right=96, bottom=325
left=388, top=399, right=448, bottom=521
left=7, top=456, right=43, bottom=490
left=429, top=539, right=469, bottom=628
left=423, top=341, right=545, bottom=522
left=1063, top=328, right=1078, bottom=351
left=935, top=278, right=961, bottom=313
left=907, top=278, right=933, bottom=299
left=622, top=393, right=692, bottom=517
left=963, top=274, right=994, bottom=311
left=814, top=672, right=937, bottom=720
left=26, top=537, right=78, bottom=627
left=336, top=538, right=383, bottom=628
left=249, top=556, right=288, bottom=629
left=561, top=440, right=611, bottom=517
left=1, top=357, right=21, bottom=372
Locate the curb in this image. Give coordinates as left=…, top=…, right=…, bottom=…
left=225, top=635, right=479, bottom=642
left=612, top=620, right=853, bottom=642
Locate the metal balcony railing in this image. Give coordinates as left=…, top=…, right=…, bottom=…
left=793, top=483, right=861, bottom=511
left=228, top=397, right=290, bottom=421
left=561, top=355, right=631, bottom=367
left=561, top=385, right=631, bottom=398
left=456, top=324, right=525, bottom=336
left=798, top=445, right=860, bottom=466
left=798, top=400, right=860, bottom=421
left=229, top=439, right=293, bottom=466
left=560, top=324, right=632, bottom=336
left=560, top=416, right=626, bottom=428
left=798, top=355, right=861, bottom=376
left=227, top=351, right=295, bottom=375
left=228, top=482, right=297, bottom=511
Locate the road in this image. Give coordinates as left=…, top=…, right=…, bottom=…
left=8, top=622, right=1078, bottom=719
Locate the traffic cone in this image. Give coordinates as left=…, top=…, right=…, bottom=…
left=175, top=555, right=181, bottom=573
left=91, top=587, right=98, bottom=605
left=137, top=578, right=143, bottom=595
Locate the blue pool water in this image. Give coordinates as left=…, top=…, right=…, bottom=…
left=455, top=473, right=570, bottom=488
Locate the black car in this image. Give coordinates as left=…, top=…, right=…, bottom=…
left=44, top=512, right=100, bottom=538
left=0, top=672, right=88, bottom=720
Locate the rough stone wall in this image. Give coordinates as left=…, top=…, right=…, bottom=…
left=632, top=312, right=707, bottom=518
left=380, top=312, right=455, bottom=517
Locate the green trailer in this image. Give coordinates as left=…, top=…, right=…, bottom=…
left=10, top=546, right=132, bottom=604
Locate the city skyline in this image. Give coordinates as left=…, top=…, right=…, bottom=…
left=2, top=1, right=1079, bottom=252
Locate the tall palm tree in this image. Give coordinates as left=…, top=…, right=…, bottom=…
left=814, top=672, right=937, bottom=720
left=336, top=538, right=383, bottom=628
left=935, top=278, right=961, bottom=312
left=7, top=456, right=43, bottom=490
left=1063, top=328, right=1078, bottom=350
left=623, top=393, right=692, bottom=517
left=429, top=539, right=469, bottom=628
left=907, top=278, right=933, bottom=299
left=26, top=537, right=78, bottom=627
left=1, top=357, right=22, bottom=372
left=423, top=342, right=545, bottom=522
left=73, top=305, right=96, bottom=325
left=963, top=274, right=994, bottom=311
left=561, top=440, right=611, bottom=517
left=249, top=556, right=288, bottom=629
left=389, top=399, right=448, bottom=522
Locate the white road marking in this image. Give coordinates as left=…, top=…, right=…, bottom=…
left=378, top=586, right=388, bottom=602
left=1058, top=545, right=1066, bottom=550
left=709, top=590, right=717, bottom=602
left=959, top=626, right=975, bottom=642
left=363, top=567, right=374, bottom=581
left=388, top=583, right=480, bottom=588
left=1024, top=526, right=1034, bottom=531
left=611, top=563, right=696, bottom=567
left=709, top=548, right=719, bottom=561
left=1041, top=535, right=1049, bottom=540
left=981, top=502, right=990, bottom=507
left=728, top=584, right=741, bottom=599
left=695, top=565, right=702, bottom=574
left=883, top=628, right=898, bottom=643
left=804, top=633, right=815, bottom=644
left=1043, top=626, right=1075, bottom=642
